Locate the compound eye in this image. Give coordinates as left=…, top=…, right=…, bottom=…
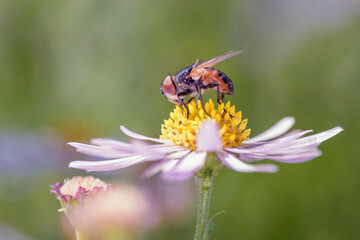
left=162, top=75, right=176, bottom=96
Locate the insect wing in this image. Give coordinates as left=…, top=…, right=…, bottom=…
left=189, top=50, right=244, bottom=77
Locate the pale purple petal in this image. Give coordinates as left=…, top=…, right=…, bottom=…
left=132, top=143, right=188, bottom=159
left=166, top=149, right=192, bottom=159
left=256, top=150, right=322, bottom=163
left=224, top=148, right=249, bottom=154
left=245, top=117, right=295, bottom=143
left=146, top=145, right=188, bottom=154
left=120, top=126, right=170, bottom=144
left=225, top=130, right=313, bottom=154
left=68, top=142, right=132, bottom=158
left=266, top=146, right=320, bottom=155
left=141, top=160, right=178, bottom=179
left=69, top=155, right=147, bottom=172
left=281, top=129, right=302, bottom=137
left=90, top=138, right=132, bottom=150
left=130, top=140, right=167, bottom=159
left=162, top=152, right=207, bottom=181
left=240, top=149, right=323, bottom=163
left=228, top=125, right=342, bottom=164
left=217, top=151, right=278, bottom=173
left=196, top=120, right=223, bottom=152
left=289, top=126, right=343, bottom=148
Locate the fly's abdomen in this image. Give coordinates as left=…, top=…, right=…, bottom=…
left=203, top=68, right=234, bottom=95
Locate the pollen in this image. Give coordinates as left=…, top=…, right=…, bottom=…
left=160, top=99, right=251, bottom=150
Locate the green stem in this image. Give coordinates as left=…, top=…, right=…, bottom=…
left=194, top=170, right=213, bottom=240
left=75, top=229, right=88, bottom=240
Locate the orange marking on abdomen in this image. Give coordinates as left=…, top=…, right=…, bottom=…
left=202, top=69, right=231, bottom=93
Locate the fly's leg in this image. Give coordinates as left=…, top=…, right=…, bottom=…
left=214, top=84, right=233, bottom=118
left=196, top=84, right=211, bottom=117
left=195, top=95, right=199, bottom=108
left=216, top=84, right=222, bottom=105
left=177, top=95, right=190, bottom=118
left=186, top=97, right=196, bottom=105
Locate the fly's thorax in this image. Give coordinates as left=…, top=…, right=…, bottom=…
left=175, top=65, right=193, bottom=84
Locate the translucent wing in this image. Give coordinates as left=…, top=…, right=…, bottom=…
left=189, top=50, right=244, bottom=77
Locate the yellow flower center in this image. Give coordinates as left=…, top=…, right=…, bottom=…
left=160, top=99, right=250, bottom=150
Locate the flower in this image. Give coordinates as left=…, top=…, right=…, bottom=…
left=68, top=100, right=343, bottom=181
left=51, top=176, right=109, bottom=206
left=51, top=175, right=110, bottom=231
left=70, top=184, right=153, bottom=231
left=51, top=176, right=154, bottom=238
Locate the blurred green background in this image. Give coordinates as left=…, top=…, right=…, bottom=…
left=0, top=0, right=359, bottom=239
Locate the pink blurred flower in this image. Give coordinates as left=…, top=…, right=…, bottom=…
left=71, top=184, right=153, bottom=231
left=51, top=176, right=108, bottom=206
left=51, top=176, right=154, bottom=238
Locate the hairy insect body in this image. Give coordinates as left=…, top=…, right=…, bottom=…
left=160, top=50, right=243, bottom=116
left=196, top=68, right=234, bottom=94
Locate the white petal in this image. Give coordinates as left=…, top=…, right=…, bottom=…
left=257, top=150, right=323, bottom=163
left=196, top=120, right=223, bottom=152
left=217, top=151, right=278, bottom=173
left=130, top=140, right=167, bottom=159
left=148, top=145, right=188, bottom=154
left=225, top=130, right=313, bottom=155
left=120, top=126, right=169, bottom=143
left=69, top=155, right=147, bottom=172
left=245, top=117, right=295, bottom=143
left=141, top=160, right=178, bottom=178
left=241, top=148, right=323, bottom=163
left=162, top=152, right=207, bottom=180
left=68, top=142, right=132, bottom=158
left=247, top=130, right=313, bottom=153
left=166, top=149, right=192, bottom=159
left=290, top=126, right=343, bottom=148
left=268, top=146, right=320, bottom=155
left=281, top=129, right=302, bottom=137
left=90, top=138, right=132, bottom=150
left=224, top=147, right=249, bottom=154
